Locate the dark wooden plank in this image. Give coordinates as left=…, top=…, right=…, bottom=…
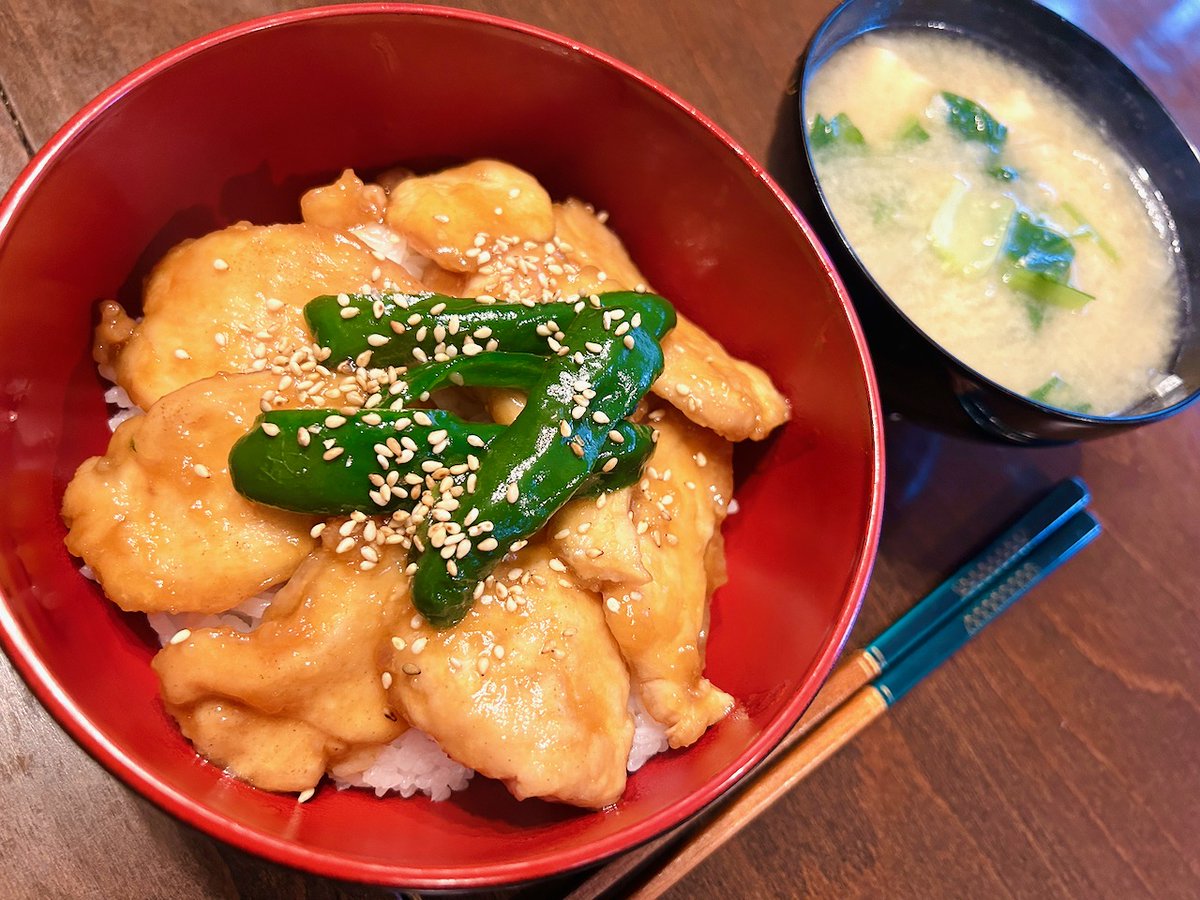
left=0, top=2, right=1197, bottom=899
left=0, top=97, right=29, bottom=188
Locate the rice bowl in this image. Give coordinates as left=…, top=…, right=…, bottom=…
left=0, top=4, right=882, bottom=887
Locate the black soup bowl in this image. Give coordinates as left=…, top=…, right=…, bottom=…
left=795, top=0, right=1200, bottom=443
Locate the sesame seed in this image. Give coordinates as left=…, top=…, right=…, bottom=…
left=191, top=463, right=211, bottom=479
left=413, top=411, right=432, bottom=426
left=322, top=446, right=344, bottom=461
left=411, top=637, right=428, bottom=654
left=297, top=428, right=311, bottom=447
left=310, top=523, right=326, bottom=538
left=623, top=335, right=636, bottom=349
left=477, top=657, right=490, bottom=675
left=260, top=422, right=281, bottom=437
left=265, top=297, right=284, bottom=312
left=494, top=645, right=505, bottom=659
left=212, top=258, right=228, bottom=271
left=169, top=629, right=191, bottom=645
left=608, top=429, right=625, bottom=443
left=381, top=671, right=393, bottom=689
left=592, top=411, right=611, bottom=424
left=676, top=383, right=691, bottom=395
left=506, top=482, right=520, bottom=503
left=297, top=788, right=315, bottom=803
left=214, top=332, right=227, bottom=347
left=340, top=307, right=360, bottom=319
left=602, top=457, right=619, bottom=473
left=402, top=663, right=421, bottom=675
left=606, top=597, right=620, bottom=613
left=548, top=558, right=567, bottom=573
left=367, top=333, right=391, bottom=347
left=392, top=636, right=407, bottom=652
left=336, top=537, right=355, bottom=554
left=585, top=341, right=604, bottom=353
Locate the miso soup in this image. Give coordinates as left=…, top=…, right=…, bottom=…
left=807, top=31, right=1182, bottom=416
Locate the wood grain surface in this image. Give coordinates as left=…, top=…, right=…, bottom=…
left=1, top=1, right=1197, bottom=898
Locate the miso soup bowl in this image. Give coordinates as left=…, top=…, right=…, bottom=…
left=797, top=0, right=1200, bottom=444
left=0, top=4, right=883, bottom=890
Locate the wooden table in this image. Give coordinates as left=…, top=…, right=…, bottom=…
left=1, top=1, right=1197, bottom=897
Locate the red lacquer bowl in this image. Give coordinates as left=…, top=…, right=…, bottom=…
left=0, top=5, right=883, bottom=890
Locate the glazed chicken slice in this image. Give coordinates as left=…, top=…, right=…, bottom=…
left=97, top=221, right=421, bottom=409
left=153, top=543, right=407, bottom=792
left=549, top=490, right=650, bottom=589
left=61, top=372, right=318, bottom=614
left=553, top=196, right=790, bottom=441
left=384, top=159, right=556, bottom=273
left=300, top=169, right=388, bottom=232
left=385, top=543, right=633, bottom=808
left=654, top=316, right=791, bottom=441
left=602, top=404, right=735, bottom=748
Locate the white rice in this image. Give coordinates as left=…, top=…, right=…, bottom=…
left=349, top=223, right=429, bottom=281
left=92, top=295, right=673, bottom=802
left=330, top=730, right=474, bottom=800
left=627, top=693, right=671, bottom=773
left=146, top=591, right=276, bottom=646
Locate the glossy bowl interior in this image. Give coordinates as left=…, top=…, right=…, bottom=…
left=0, top=5, right=883, bottom=889
left=798, top=0, right=1200, bottom=443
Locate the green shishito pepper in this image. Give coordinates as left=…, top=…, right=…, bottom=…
left=229, top=290, right=675, bottom=626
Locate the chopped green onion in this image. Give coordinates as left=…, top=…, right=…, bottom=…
left=1003, top=212, right=1076, bottom=282
left=929, top=180, right=1015, bottom=275
left=941, top=92, right=1015, bottom=180
left=941, top=92, right=1007, bottom=154
left=1060, top=201, right=1119, bottom=261
left=1003, top=265, right=1095, bottom=309
left=1028, top=375, right=1092, bottom=413
left=1029, top=376, right=1062, bottom=402
left=896, top=116, right=930, bottom=144
left=810, top=112, right=866, bottom=152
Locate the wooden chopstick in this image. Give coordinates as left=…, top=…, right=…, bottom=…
left=621, top=509, right=1099, bottom=898
left=563, top=649, right=881, bottom=900
left=568, top=481, right=1096, bottom=900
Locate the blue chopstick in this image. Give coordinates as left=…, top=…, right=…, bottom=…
left=875, top=509, right=1101, bottom=705
left=867, top=478, right=1089, bottom=669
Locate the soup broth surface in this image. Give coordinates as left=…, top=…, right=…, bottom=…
left=807, top=31, right=1181, bottom=415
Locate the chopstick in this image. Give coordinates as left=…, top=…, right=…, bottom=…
left=568, top=480, right=1098, bottom=900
